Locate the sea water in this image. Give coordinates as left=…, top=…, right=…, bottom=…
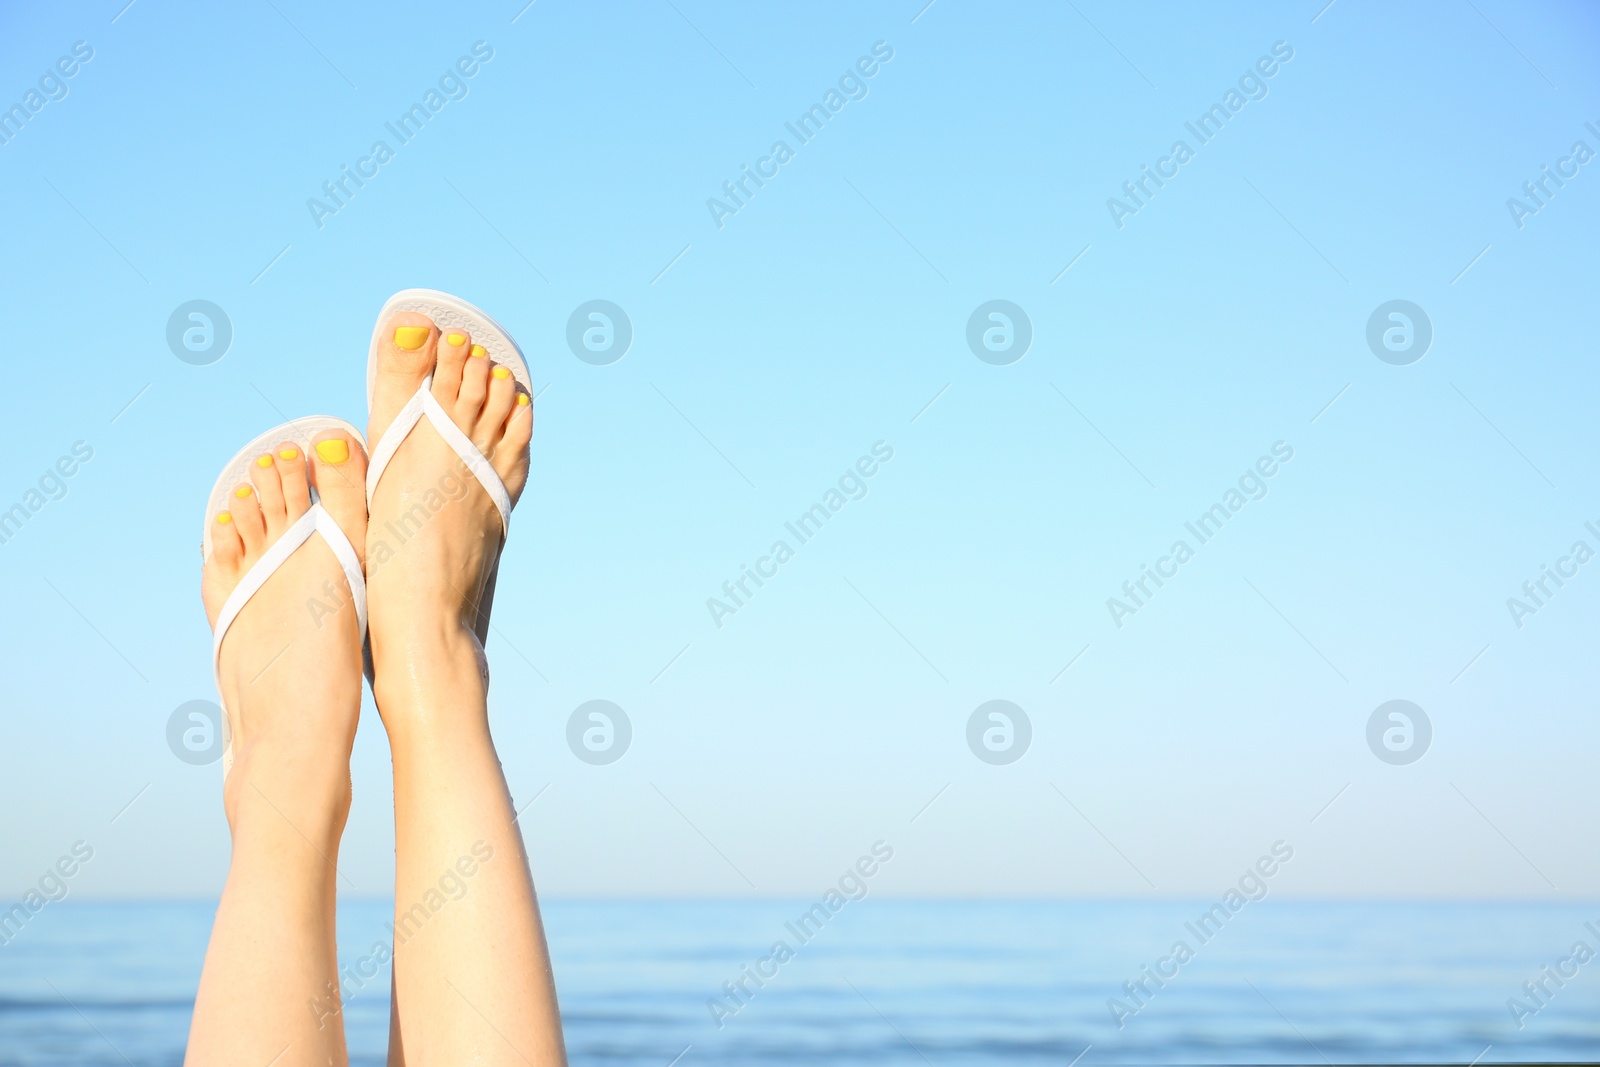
left=2, top=899, right=1597, bottom=1064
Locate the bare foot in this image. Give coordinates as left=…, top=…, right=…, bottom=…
left=364, top=314, right=532, bottom=718
left=200, top=428, right=369, bottom=828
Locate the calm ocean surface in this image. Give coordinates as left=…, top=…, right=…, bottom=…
left=2, top=900, right=1598, bottom=1064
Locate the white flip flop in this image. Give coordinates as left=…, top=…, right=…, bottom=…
left=365, top=289, right=530, bottom=536
left=202, top=417, right=369, bottom=778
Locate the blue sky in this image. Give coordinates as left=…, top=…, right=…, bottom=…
left=0, top=0, right=1597, bottom=901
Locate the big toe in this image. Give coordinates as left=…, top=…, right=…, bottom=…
left=369, top=312, right=438, bottom=447
left=309, top=431, right=369, bottom=567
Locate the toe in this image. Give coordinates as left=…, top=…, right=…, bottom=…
left=474, top=365, right=517, bottom=453
left=455, top=344, right=491, bottom=424
left=249, top=451, right=288, bottom=539
left=274, top=443, right=312, bottom=518
left=230, top=482, right=267, bottom=554
left=201, top=506, right=249, bottom=628
left=432, top=329, right=472, bottom=408
left=212, top=509, right=245, bottom=570
left=386, top=313, right=437, bottom=361
left=309, top=431, right=368, bottom=567
left=369, top=312, right=438, bottom=450
left=497, top=392, right=534, bottom=501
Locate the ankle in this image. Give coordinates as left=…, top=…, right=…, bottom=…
left=373, top=646, right=497, bottom=751
left=223, top=738, right=353, bottom=845
left=372, top=625, right=486, bottom=697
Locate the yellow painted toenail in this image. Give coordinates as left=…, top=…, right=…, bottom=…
left=394, top=326, right=430, bottom=350
left=447, top=332, right=466, bottom=346
left=278, top=448, right=299, bottom=461
left=315, top=439, right=350, bottom=465
left=234, top=485, right=252, bottom=498
left=217, top=512, right=232, bottom=524
left=516, top=394, right=530, bottom=406
left=256, top=454, right=273, bottom=468
left=470, top=344, right=487, bottom=359
left=492, top=366, right=511, bottom=380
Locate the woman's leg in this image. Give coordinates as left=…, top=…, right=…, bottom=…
left=365, top=316, right=564, bottom=1065
left=188, top=432, right=370, bottom=1066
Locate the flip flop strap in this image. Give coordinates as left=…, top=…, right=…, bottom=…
left=211, top=502, right=368, bottom=714
left=364, top=375, right=511, bottom=534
